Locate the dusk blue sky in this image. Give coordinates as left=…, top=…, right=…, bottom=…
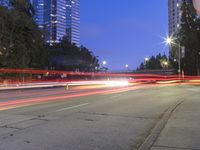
left=80, top=0, right=168, bottom=71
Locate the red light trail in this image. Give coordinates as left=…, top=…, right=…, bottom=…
left=0, top=68, right=200, bottom=111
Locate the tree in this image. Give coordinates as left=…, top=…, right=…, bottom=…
left=138, top=53, right=168, bottom=70
left=0, top=1, right=47, bottom=69
left=47, top=37, right=99, bottom=72
left=178, top=0, right=200, bottom=75
left=10, top=0, right=35, bottom=16
left=139, top=53, right=168, bottom=70
left=0, top=1, right=98, bottom=72
left=139, top=62, right=145, bottom=70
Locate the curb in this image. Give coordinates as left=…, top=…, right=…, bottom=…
left=138, top=100, right=184, bottom=150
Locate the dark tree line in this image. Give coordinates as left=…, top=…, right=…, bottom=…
left=47, top=37, right=99, bottom=72
left=138, top=53, right=168, bottom=70
left=0, top=0, right=99, bottom=72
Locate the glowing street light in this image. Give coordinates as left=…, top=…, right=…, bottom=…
left=125, top=64, right=129, bottom=72
left=166, top=37, right=173, bottom=45
left=164, top=35, right=175, bottom=46
left=102, top=60, right=108, bottom=72
left=102, top=60, right=107, bottom=66
left=95, top=66, right=98, bottom=70
left=164, top=61, right=168, bottom=66
left=144, top=57, right=149, bottom=69
left=145, top=57, right=149, bottom=62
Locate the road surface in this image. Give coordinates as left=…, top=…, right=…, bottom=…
left=0, top=84, right=199, bottom=150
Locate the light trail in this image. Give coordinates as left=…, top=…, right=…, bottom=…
left=1, top=68, right=200, bottom=111
left=0, top=81, right=179, bottom=111
left=1, top=68, right=200, bottom=86
left=0, top=69, right=200, bottom=84
left=0, top=89, right=78, bottom=100
left=0, top=80, right=199, bottom=111
left=0, top=84, right=155, bottom=111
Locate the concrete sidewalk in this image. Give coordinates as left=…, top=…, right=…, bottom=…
left=151, top=86, right=200, bottom=150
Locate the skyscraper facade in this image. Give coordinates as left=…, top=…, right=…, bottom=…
left=168, top=0, right=194, bottom=36
left=31, top=0, right=80, bottom=46
left=168, top=0, right=182, bottom=36
left=66, top=0, right=80, bottom=46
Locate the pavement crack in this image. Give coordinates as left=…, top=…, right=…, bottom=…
left=25, top=140, right=31, bottom=144
left=84, top=118, right=96, bottom=122
left=31, top=118, right=49, bottom=122
left=37, top=115, right=45, bottom=118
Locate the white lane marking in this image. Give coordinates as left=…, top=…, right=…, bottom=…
left=56, top=103, right=89, bottom=112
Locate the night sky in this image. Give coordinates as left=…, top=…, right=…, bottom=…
left=81, top=0, right=168, bottom=71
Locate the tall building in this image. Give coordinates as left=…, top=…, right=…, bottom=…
left=168, top=0, right=182, bottom=36
left=66, top=0, right=80, bottom=47
left=168, top=0, right=194, bottom=36
left=31, top=0, right=80, bottom=46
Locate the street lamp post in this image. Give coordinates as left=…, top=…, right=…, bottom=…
left=165, top=36, right=181, bottom=80
left=102, top=60, right=107, bottom=66
left=144, top=57, right=149, bottom=69
left=178, top=42, right=181, bottom=79
left=145, top=57, right=149, bottom=62
left=163, top=61, right=168, bottom=75
left=125, top=64, right=129, bottom=72
left=102, top=60, right=107, bottom=72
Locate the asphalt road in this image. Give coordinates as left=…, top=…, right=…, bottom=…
left=0, top=84, right=199, bottom=150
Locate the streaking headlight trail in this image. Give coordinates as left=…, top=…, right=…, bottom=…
left=104, top=80, right=129, bottom=87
